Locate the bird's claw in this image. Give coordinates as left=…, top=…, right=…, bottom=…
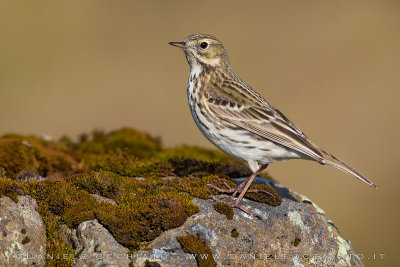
left=210, top=194, right=254, bottom=217
left=206, top=181, right=235, bottom=193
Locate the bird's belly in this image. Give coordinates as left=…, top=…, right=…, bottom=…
left=189, top=103, right=301, bottom=164
left=206, top=127, right=300, bottom=164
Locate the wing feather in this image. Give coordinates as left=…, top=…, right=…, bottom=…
left=206, top=81, right=324, bottom=162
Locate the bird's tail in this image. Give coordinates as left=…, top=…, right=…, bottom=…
left=321, top=150, right=377, bottom=188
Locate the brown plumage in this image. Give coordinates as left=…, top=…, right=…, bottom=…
left=170, top=34, right=376, bottom=215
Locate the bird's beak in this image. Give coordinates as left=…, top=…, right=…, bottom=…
left=169, top=41, right=187, bottom=48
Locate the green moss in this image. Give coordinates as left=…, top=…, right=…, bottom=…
left=231, top=229, right=239, bottom=238
left=0, top=139, right=74, bottom=180
left=24, top=178, right=97, bottom=228
left=1, top=133, right=70, bottom=153
left=96, top=192, right=199, bottom=249
left=162, top=145, right=233, bottom=163
left=213, top=202, right=234, bottom=220
left=293, top=237, right=301, bottom=247
left=177, top=235, right=216, bottom=267
left=0, top=140, right=45, bottom=178
left=245, top=184, right=282, bottom=206
left=0, top=177, right=24, bottom=202
left=73, top=128, right=162, bottom=163
left=167, top=158, right=250, bottom=178
left=89, top=151, right=173, bottom=178
left=21, top=171, right=200, bottom=250
left=89, top=151, right=248, bottom=180
left=38, top=205, right=74, bottom=267
left=165, top=175, right=228, bottom=200
left=71, top=171, right=123, bottom=200
left=170, top=176, right=212, bottom=199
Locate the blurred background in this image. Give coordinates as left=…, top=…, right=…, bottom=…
left=0, top=0, right=399, bottom=265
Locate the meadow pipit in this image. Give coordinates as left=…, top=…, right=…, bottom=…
left=169, top=34, right=376, bottom=215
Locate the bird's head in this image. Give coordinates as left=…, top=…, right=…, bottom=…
left=169, top=34, right=231, bottom=71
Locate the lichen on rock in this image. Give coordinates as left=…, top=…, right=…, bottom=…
left=0, top=196, right=46, bottom=266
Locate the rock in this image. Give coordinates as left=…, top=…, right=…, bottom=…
left=0, top=196, right=46, bottom=266
left=59, top=219, right=130, bottom=267
left=0, top=175, right=364, bottom=266
left=131, top=177, right=363, bottom=267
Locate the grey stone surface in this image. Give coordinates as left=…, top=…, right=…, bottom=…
left=131, top=178, right=364, bottom=267
left=0, top=196, right=46, bottom=267
left=60, top=219, right=130, bottom=267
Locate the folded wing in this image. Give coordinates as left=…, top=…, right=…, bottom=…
left=207, top=83, right=324, bottom=162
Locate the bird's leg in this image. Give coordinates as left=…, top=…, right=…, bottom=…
left=208, top=164, right=269, bottom=216
left=230, top=179, right=249, bottom=199
left=234, top=164, right=269, bottom=207
left=211, top=194, right=254, bottom=215
left=207, top=164, right=269, bottom=198
left=207, top=179, right=247, bottom=195
left=207, top=179, right=249, bottom=204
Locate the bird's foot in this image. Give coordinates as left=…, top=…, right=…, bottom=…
left=207, top=180, right=246, bottom=199
left=207, top=181, right=273, bottom=199
left=210, top=195, right=254, bottom=217
left=208, top=181, right=274, bottom=217
left=206, top=181, right=236, bottom=193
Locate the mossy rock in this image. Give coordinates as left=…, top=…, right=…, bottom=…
left=0, top=139, right=74, bottom=179
left=71, top=127, right=162, bottom=162
left=0, top=127, right=279, bottom=266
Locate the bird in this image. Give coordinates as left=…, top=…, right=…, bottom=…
left=169, top=34, right=376, bottom=215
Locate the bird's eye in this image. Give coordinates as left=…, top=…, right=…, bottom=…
left=200, top=42, right=208, bottom=49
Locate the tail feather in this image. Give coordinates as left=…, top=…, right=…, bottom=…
left=321, top=150, right=377, bottom=188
